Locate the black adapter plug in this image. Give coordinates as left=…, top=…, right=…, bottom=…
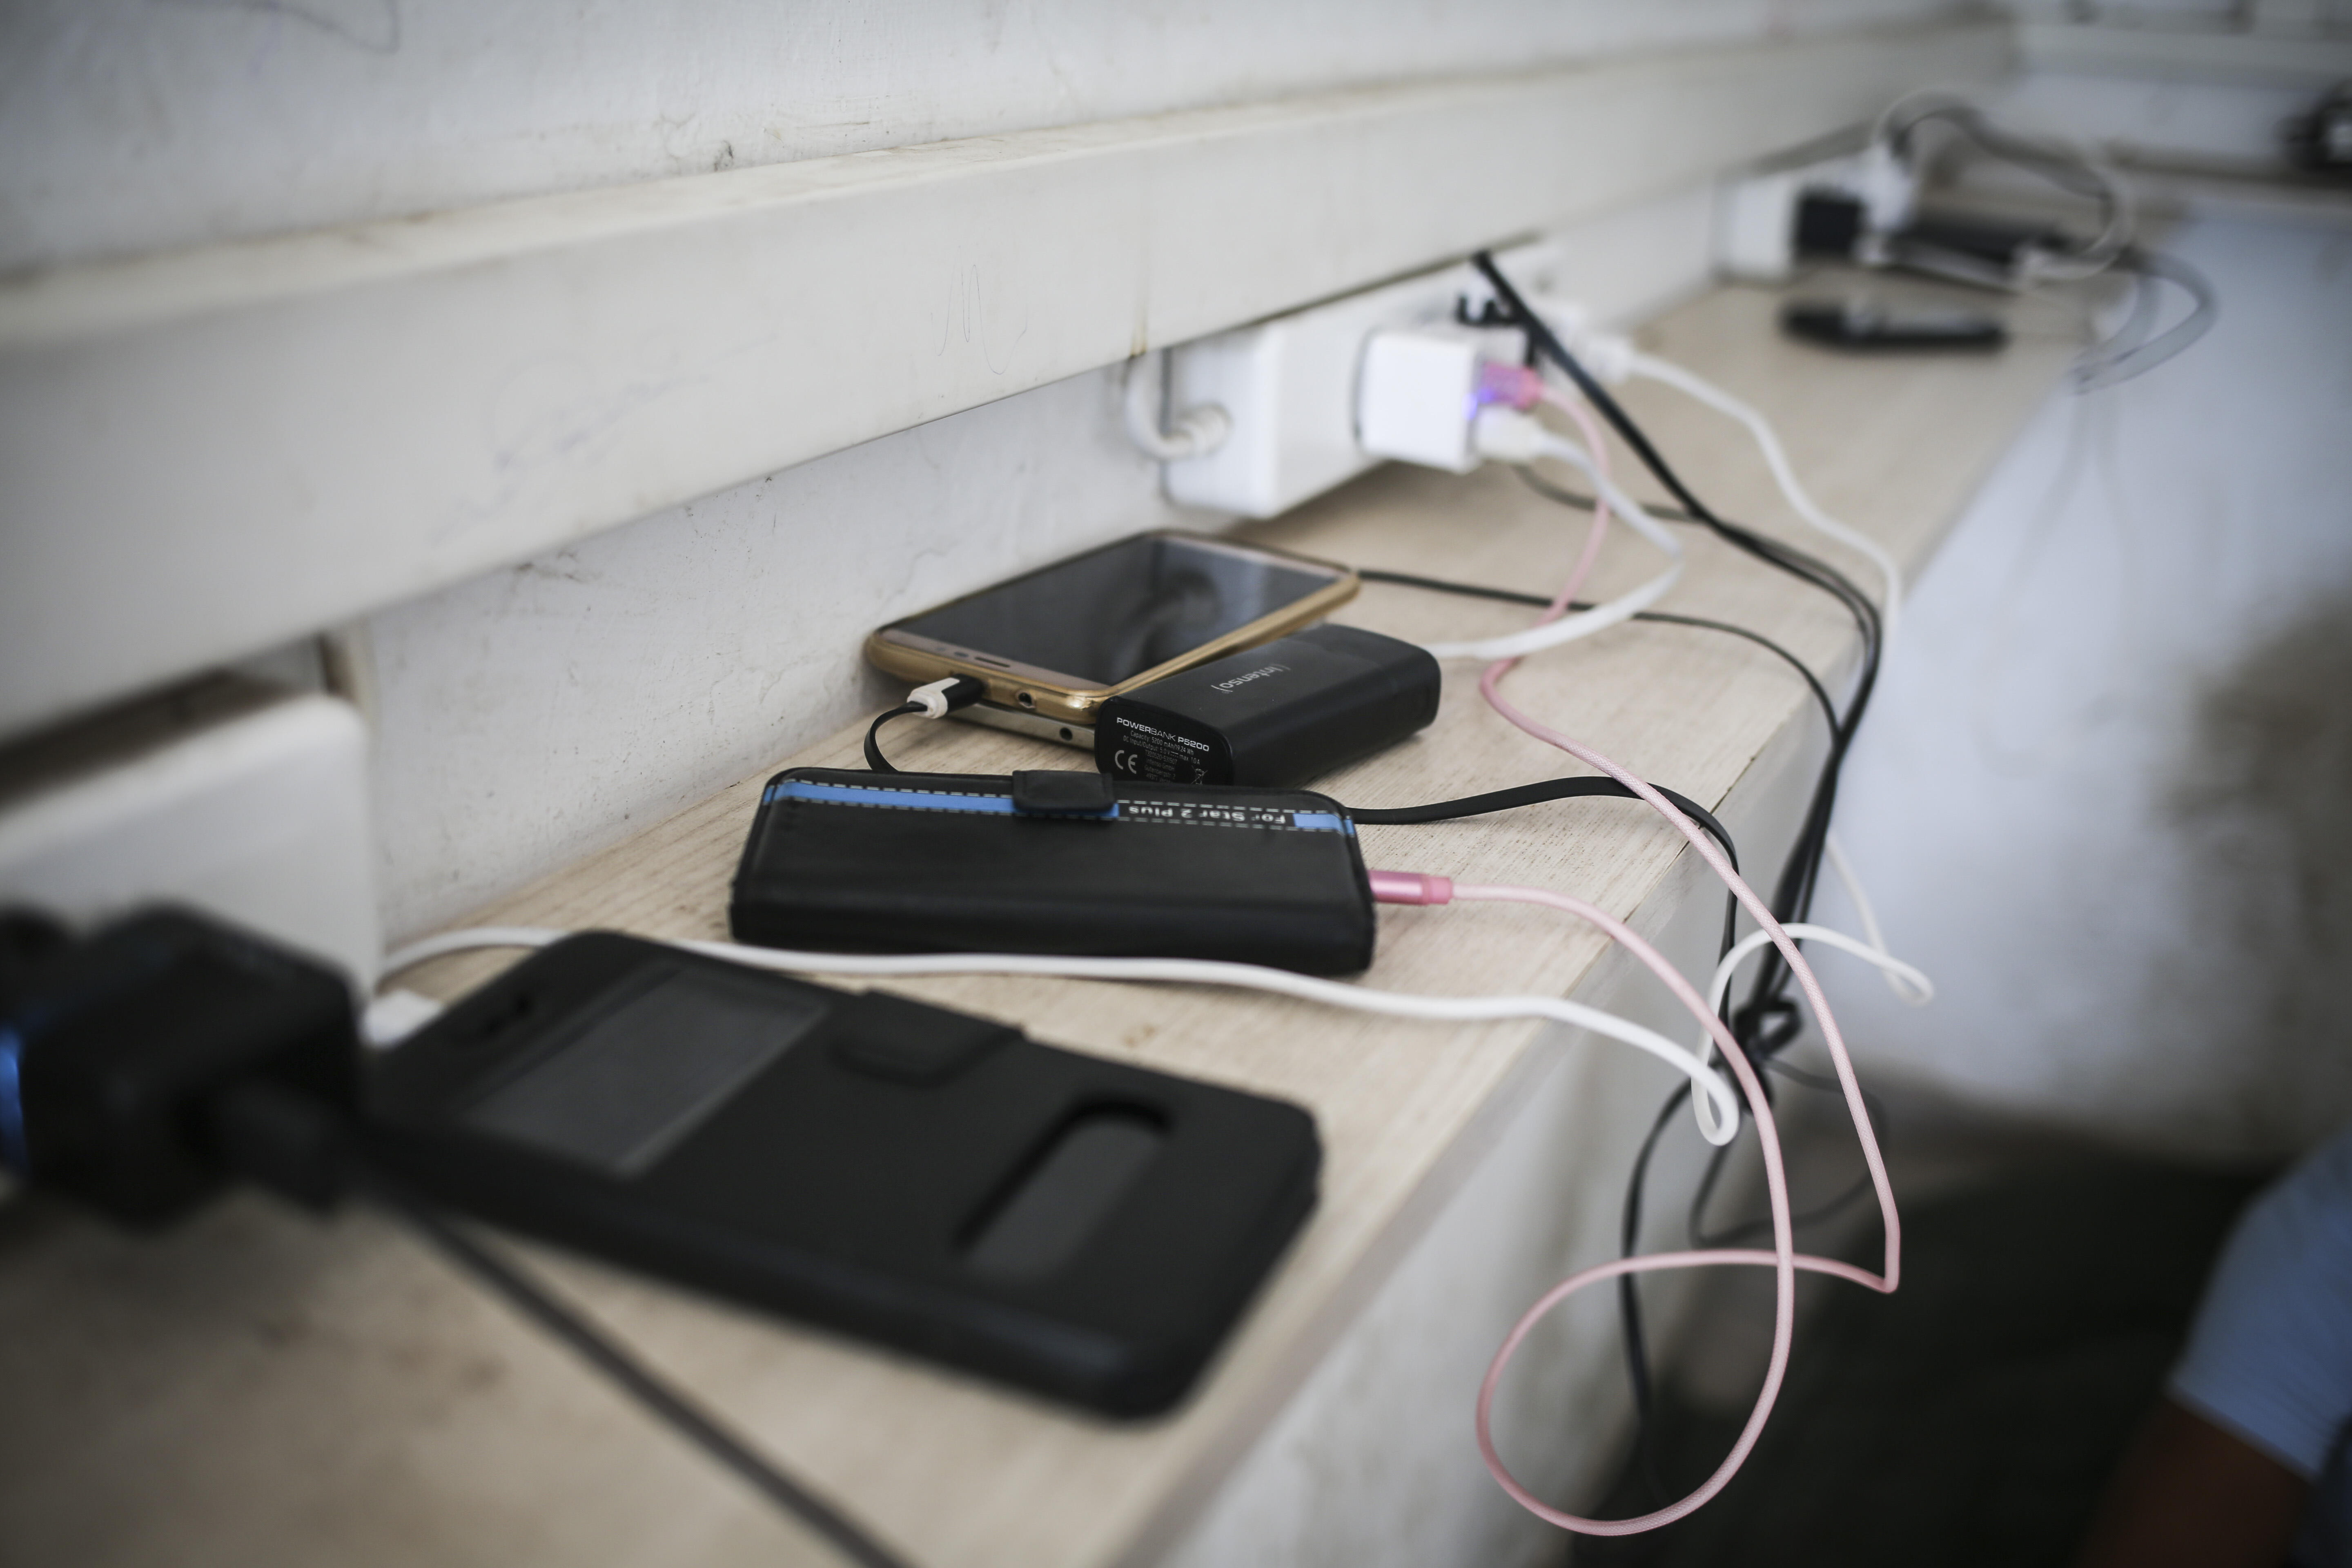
left=0, top=906, right=359, bottom=1225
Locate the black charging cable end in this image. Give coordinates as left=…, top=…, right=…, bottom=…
left=207, top=1078, right=353, bottom=1213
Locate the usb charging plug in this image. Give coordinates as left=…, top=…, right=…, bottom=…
left=866, top=675, right=989, bottom=772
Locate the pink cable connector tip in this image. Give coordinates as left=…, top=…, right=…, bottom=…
left=1368, top=869, right=1454, bottom=905
left=1473, top=361, right=1546, bottom=413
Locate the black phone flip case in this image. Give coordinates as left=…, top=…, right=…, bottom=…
left=362, top=933, right=1321, bottom=1417
left=729, top=768, right=1378, bottom=976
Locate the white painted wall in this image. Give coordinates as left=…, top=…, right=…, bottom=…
left=364, top=350, right=1184, bottom=933
left=1998, top=69, right=2321, bottom=167
left=1813, top=207, right=2352, bottom=1162
left=0, top=0, right=1964, bottom=275
left=1987, top=9, right=2352, bottom=172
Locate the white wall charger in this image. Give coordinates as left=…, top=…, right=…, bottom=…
left=1355, top=331, right=1488, bottom=473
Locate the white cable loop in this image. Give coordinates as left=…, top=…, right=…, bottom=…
left=1420, top=417, right=1684, bottom=662
left=1824, top=832, right=1931, bottom=1006
left=1869, top=90, right=2134, bottom=283
left=381, top=927, right=1745, bottom=1137
left=1687, top=920, right=1934, bottom=1141
left=1121, top=350, right=1231, bottom=461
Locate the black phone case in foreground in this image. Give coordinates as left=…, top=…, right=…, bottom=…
left=362, top=933, right=1320, bottom=1417
left=730, top=768, right=1377, bottom=976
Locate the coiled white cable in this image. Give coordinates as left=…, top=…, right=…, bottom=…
left=382, top=927, right=1746, bottom=1138
left=1869, top=90, right=2135, bottom=284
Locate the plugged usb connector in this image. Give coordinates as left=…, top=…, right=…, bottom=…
left=865, top=675, right=988, bottom=773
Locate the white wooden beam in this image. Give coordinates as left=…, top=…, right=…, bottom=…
left=0, top=19, right=2009, bottom=738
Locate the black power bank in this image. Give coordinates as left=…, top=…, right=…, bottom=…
left=731, top=768, right=1376, bottom=975
left=362, top=933, right=1321, bottom=1416
left=1093, top=624, right=1440, bottom=788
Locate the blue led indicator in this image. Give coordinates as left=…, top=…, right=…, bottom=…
left=0, top=1030, right=27, bottom=1175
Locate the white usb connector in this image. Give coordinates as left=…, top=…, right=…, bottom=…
left=906, top=675, right=979, bottom=719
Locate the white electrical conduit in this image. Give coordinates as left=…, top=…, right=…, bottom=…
left=1625, top=353, right=1906, bottom=641
left=1420, top=418, right=1684, bottom=662
left=382, top=926, right=1747, bottom=1139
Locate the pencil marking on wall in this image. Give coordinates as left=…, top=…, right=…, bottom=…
left=155, top=0, right=402, bottom=55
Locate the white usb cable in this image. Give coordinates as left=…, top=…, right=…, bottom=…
left=1121, top=350, right=1231, bottom=461
left=1823, top=831, right=1932, bottom=1005
left=382, top=926, right=1746, bottom=1137
left=1624, top=352, right=1906, bottom=641
left=1686, top=920, right=1933, bottom=1142
left=904, top=676, right=975, bottom=718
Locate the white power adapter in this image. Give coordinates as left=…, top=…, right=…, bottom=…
left=1355, top=327, right=1566, bottom=476
left=1356, top=332, right=1487, bottom=472
left=1714, top=140, right=1920, bottom=282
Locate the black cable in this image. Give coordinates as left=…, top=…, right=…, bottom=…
left=1615, top=1082, right=1690, bottom=1504
left=865, top=678, right=988, bottom=773
left=1472, top=250, right=1883, bottom=655
left=1344, top=777, right=1735, bottom=872
left=856, top=646, right=1743, bottom=871
left=356, top=1164, right=916, bottom=1568
left=1471, top=251, right=1894, bottom=1503
left=1479, top=252, right=1884, bottom=1042
left=864, top=704, right=922, bottom=773
left=1475, top=249, right=1882, bottom=1018
left=1354, top=560, right=1844, bottom=999
left=1513, top=467, right=1701, bottom=526
left=206, top=1082, right=915, bottom=1568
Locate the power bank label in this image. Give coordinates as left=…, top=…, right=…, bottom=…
left=1118, top=799, right=1337, bottom=832
left=1102, top=715, right=1221, bottom=785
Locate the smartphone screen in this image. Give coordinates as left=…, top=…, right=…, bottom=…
left=888, top=534, right=1343, bottom=688
left=458, top=964, right=827, bottom=1178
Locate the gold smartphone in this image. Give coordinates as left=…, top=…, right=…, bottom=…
left=866, top=530, right=1359, bottom=745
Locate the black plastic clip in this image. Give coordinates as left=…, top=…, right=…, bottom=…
left=1009, top=771, right=1118, bottom=819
